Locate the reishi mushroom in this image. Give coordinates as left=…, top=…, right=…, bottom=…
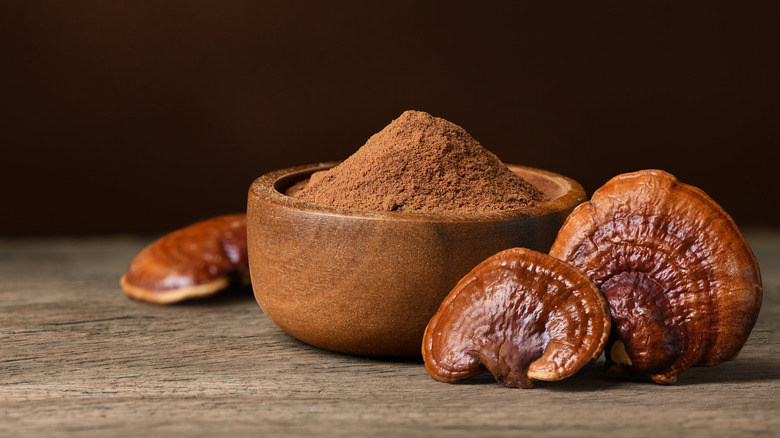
left=120, top=214, right=249, bottom=304
left=548, top=169, right=762, bottom=384
left=422, top=248, right=611, bottom=388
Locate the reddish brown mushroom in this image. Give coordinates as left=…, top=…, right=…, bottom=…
left=120, top=214, right=249, bottom=304
left=422, top=248, right=611, bottom=388
left=549, top=169, right=762, bottom=384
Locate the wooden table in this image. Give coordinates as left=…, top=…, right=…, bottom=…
left=2, top=231, right=778, bottom=437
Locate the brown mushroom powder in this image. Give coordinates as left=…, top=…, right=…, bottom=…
left=288, top=110, right=545, bottom=213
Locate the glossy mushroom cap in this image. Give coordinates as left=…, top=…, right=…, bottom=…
left=120, top=214, right=249, bottom=304
left=422, top=248, right=611, bottom=388
left=549, top=169, right=762, bottom=384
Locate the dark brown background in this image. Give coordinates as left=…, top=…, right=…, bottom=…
left=2, top=1, right=778, bottom=235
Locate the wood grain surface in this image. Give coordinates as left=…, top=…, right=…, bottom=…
left=1, top=231, right=778, bottom=437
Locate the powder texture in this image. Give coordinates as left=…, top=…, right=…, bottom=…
left=290, top=110, right=546, bottom=213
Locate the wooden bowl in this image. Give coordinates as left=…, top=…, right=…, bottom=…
left=247, top=162, right=586, bottom=358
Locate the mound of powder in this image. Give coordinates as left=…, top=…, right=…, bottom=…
left=288, top=110, right=546, bottom=213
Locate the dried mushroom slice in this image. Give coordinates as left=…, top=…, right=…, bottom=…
left=422, top=248, right=611, bottom=388
left=120, top=214, right=249, bottom=304
left=549, top=169, right=762, bottom=384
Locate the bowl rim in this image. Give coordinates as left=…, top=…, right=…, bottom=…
left=248, top=162, right=586, bottom=223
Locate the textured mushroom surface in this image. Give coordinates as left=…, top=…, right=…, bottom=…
left=422, top=248, right=610, bottom=388
left=549, top=169, right=762, bottom=384
left=120, top=214, right=248, bottom=304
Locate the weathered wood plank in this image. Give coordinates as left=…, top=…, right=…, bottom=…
left=1, top=232, right=778, bottom=437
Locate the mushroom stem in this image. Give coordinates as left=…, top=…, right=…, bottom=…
left=478, top=340, right=545, bottom=388
left=602, top=272, right=682, bottom=377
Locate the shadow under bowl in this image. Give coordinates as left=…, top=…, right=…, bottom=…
left=247, top=162, right=586, bottom=358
